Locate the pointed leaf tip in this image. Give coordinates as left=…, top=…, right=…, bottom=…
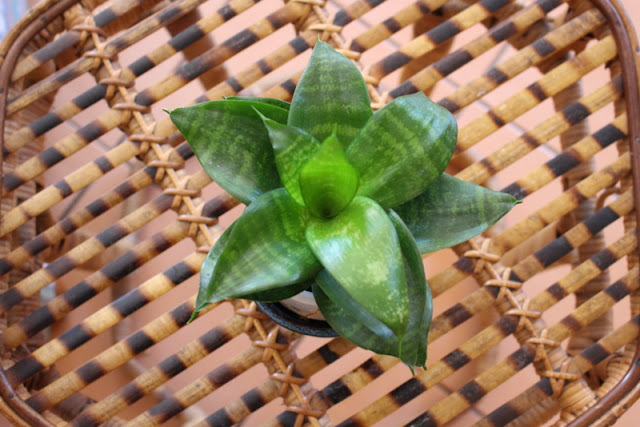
left=299, top=134, right=359, bottom=218
left=395, top=173, right=519, bottom=253
left=169, top=100, right=288, bottom=205
left=191, top=223, right=236, bottom=320
left=311, top=211, right=432, bottom=367
left=289, top=40, right=372, bottom=146
left=347, top=92, right=457, bottom=208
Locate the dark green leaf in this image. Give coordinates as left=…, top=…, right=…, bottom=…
left=312, top=212, right=431, bottom=367
left=259, top=116, right=320, bottom=205
left=299, top=134, right=359, bottom=218
left=167, top=100, right=288, bottom=205
left=312, top=280, right=396, bottom=354
left=288, top=40, right=372, bottom=147
left=204, top=188, right=321, bottom=301
left=190, top=223, right=235, bottom=322
left=388, top=210, right=432, bottom=368
left=225, top=96, right=291, bottom=111
left=346, top=92, right=457, bottom=208
left=314, top=270, right=395, bottom=340
left=395, top=173, right=520, bottom=253
left=306, top=196, right=408, bottom=333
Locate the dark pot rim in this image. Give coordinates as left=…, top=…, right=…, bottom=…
left=256, top=301, right=339, bottom=338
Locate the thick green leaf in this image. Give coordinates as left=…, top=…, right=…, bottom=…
left=312, top=281, right=396, bottom=353
left=312, top=212, right=431, bottom=367
left=306, top=196, right=408, bottom=333
left=314, top=269, right=395, bottom=340
left=346, top=92, right=457, bottom=208
left=259, top=116, right=320, bottom=205
left=388, top=210, right=432, bottom=368
left=395, top=173, right=520, bottom=254
left=190, top=223, right=235, bottom=322
left=167, top=100, right=288, bottom=205
left=226, top=96, right=291, bottom=111
left=299, top=134, right=359, bottom=218
left=205, top=188, right=321, bottom=301
left=288, top=40, right=372, bottom=147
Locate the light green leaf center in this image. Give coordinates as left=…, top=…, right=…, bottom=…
left=299, top=133, right=359, bottom=218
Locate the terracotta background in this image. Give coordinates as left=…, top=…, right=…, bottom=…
left=2, top=0, right=640, bottom=425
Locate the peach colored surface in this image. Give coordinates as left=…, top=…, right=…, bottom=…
left=2, top=0, right=640, bottom=425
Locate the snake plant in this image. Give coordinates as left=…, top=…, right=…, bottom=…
left=166, top=41, right=518, bottom=368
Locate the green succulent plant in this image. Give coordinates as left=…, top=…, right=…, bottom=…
left=166, top=41, right=519, bottom=368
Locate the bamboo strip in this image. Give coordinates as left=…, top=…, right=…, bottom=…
left=0, top=170, right=213, bottom=314
left=303, top=234, right=638, bottom=426
left=11, top=0, right=153, bottom=81
left=1, top=0, right=388, bottom=233
left=132, top=1, right=309, bottom=107
left=425, top=152, right=631, bottom=300
left=23, top=300, right=232, bottom=414
left=70, top=314, right=250, bottom=425
left=1, top=187, right=234, bottom=350
left=0, top=165, right=157, bottom=275
left=5, top=0, right=212, bottom=117
left=348, top=0, right=454, bottom=53
left=276, top=146, right=632, bottom=425
left=404, top=265, right=639, bottom=426
left=2, top=1, right=309, bottom=197
left=392, top=5, right=605, bottom=97
left=475, top=314, right=640, bottom=427
left=368, top=0, right=522, bottom=82
left=154, top=0, right=394, bottom=139
left=455, top=35, right=617, bottom=153
left=4, top=0, right=260, bottom=151
left=126, top=345, right=268, bottom=426
left=4, top=252, right=205, bottom=386
left=429, top=186, right=634, bottom=344
left=458, top=77, right=622, bottom=185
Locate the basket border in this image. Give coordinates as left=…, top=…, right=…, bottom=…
left=0, top=0, right=638, bottom=425
left=0, top=0, right=77, bottom=424
left=567, top=1, right=640, bottom=425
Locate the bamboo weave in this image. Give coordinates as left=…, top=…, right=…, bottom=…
left=1, top=0, right=640, bottom=426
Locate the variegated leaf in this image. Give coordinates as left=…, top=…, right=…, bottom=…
left=288, top=40, right=372, bottom=147
left=167, top=100, right=288, bottom=205
left=346, top=92, right=457, bottom=208
left=395, top=173, right=520, bottom=253
left=306, top=196, right=409, bottom=334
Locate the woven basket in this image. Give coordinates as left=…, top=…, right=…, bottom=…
left=1, top=0, right=640, bottom=425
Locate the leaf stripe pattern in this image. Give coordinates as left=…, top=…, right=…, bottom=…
left=0, top=0, right=388, bottom=406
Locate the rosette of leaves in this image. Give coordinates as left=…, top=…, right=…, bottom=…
left=166, top=41, right=519, bottom=368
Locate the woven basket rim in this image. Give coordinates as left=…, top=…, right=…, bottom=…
left=564, top=2, right=640, bottom=425
left=0, top=0, right=639, bottom=425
